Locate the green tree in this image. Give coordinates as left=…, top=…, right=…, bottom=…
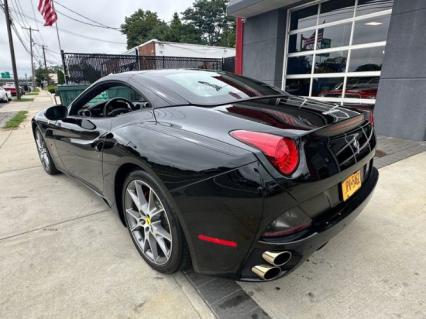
left=57, top=70, right=65, bottom=84
left=166, top=13, right=202, bottom=44
left=121, top=10, right=168, bottom=49
left=181, top=0, right=235, bottom=46
left=35, top=63, right=50, bottom=86
left=120, top=1, right=235, bottom=49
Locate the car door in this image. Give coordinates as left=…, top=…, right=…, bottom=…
left=50, top=81, right=150, bottom=194
left=51, top=115, right=110, bottom=194
left=49, top=83, right=116, bottom=193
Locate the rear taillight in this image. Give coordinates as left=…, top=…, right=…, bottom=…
left=230, top=130, right=299, bottom=175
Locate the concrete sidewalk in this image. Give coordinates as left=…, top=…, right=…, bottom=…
left=239, top=152, right=426, bottom=319
left=0, top=92, right=213, bottom=319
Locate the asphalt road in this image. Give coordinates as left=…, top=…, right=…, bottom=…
left=0, top=92, right=424, bottom=319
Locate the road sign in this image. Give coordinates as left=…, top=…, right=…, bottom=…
left=1, top=72, right=11, bottom=79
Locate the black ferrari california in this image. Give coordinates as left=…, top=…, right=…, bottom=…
left=32, top=70, right=378, bottom=281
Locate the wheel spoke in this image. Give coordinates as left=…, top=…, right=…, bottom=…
left=141, top=231, right=149, bottom=251
left=149, top=207, right=163, bottom=220
left=148, top=189, right=157, bottom=213
left=152, top=222, right=172, bottom=242
left=42, top=153, right=49, bottom=165
left=134, top=181, right=148, bottom=212
left=36, top=136, right=42, bottom=149
left=154, top=235, right=169, bottom=258
left=126, top=208, right=140, bottom=221
left=147, top=233, right=159, bottom=261
left=127, top=189, right=143, bottom=212
left=130, top=223, right=142, bottom=232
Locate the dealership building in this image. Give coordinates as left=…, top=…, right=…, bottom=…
left=228, top=0, right=426, bottom=141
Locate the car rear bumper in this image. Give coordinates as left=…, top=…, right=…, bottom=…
left=239, top=166, right=379, bottom=281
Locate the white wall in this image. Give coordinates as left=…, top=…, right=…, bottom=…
left=154, top=42, right=235, bottom=58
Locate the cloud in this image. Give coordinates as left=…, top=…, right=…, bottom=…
left=0, top=0, right=194, bottom=77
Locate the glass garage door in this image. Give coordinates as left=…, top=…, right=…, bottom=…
left=283, top=0, right=393, bottom=105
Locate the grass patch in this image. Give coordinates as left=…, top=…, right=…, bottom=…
left=4, top=111, right=28, bottom=128
left=16, top=97, right=34, bottom=102
left=27, top=92, right=39, bottom=95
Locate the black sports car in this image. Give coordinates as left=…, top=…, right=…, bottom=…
left=32, top=70, right=378, bottom=281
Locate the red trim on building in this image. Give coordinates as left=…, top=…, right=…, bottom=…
left=235, top=17, right=244, bottom=75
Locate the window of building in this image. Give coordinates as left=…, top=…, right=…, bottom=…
left=283, top=0, right=393, bottom=105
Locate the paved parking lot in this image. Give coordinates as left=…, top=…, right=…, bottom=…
left=0, top=93, right=425, bottom=319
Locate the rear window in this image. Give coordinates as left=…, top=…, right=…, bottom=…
left=153, top=70, right=284, bottom=105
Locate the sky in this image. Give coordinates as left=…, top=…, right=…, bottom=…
left=0, top=0, right=194, bottom=77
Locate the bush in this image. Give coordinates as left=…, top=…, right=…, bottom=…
left=47, top=85, right=57, bottom=94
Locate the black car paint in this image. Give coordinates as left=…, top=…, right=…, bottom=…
left=33, top=70, right=378, bottom=280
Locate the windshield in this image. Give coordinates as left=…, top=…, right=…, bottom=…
left=148, top=70, right=285, bottom=105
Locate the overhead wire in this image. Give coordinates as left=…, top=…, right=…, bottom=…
left=55, top=8, right=121, bottom=30
left=54, top=0, right=120, bottom=30
left=7, top=8, right=127, bottom=45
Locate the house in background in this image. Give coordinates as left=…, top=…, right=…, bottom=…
left=228, top=0, right=426, bottom=141
left=124, top=39, right=235, bottom=59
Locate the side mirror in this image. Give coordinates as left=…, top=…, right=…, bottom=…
left=45, top=105, right=68, bottom=121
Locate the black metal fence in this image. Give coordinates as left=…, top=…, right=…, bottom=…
left=62, top=51, right=235, bottom=84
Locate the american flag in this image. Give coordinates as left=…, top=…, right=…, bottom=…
left=37, top=0, right=58, bottom=26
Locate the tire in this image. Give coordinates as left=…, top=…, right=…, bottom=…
left=122, top=170, right=187, bottom=273
left=34, top=129, right=60, bottom=175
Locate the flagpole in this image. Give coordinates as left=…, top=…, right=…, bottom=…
left=50, top=0, right=62, bottom=53
left=50, top=0, right=66, bottom=82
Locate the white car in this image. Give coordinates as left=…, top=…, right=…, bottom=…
left=0, top=87, right=12, bottom=102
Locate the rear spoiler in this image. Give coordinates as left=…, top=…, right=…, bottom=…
left=312, top=114, right=365, bottom=137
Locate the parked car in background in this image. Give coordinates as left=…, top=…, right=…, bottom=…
left=3, top=83, right=17, bottom=96
left=0, top=87, right=11, bottom=102
left=318, top=78, right=379, bottom=100
left=3, top=83, right=25, bottom=96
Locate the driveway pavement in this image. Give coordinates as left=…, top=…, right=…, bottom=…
left=0, top=92, right=424, bottom=319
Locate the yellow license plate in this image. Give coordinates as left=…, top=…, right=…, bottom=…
left=341, top=170, right=362, bottom=201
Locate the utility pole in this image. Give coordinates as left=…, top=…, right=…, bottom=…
left=22, top=26, right=39, bottom=89
left=3, top=0, right=21, bottom=99
left=41, top=45, right=48, bottom=84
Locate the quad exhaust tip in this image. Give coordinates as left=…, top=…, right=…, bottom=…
left=251, top=264, right=281, bottom=280
left=262, top=251, right=292, bottom=267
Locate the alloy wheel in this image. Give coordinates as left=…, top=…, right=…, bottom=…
left=124, top=180, right=173, bottom=265
left=35, top=131, right=50, bottom=169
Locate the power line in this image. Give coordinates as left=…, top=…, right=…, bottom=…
left=55, top=7, right=120, bottom=30
left=54, top=0, right=120, bottom=30
left=59, top=27, right=126, bottom=44
left=8, top=0, right=47, bottom=60
left=11, top=22, right=31, bottom=54
left=22, top=26, right=39, bottom=87
left=7, top=8, right=127, bottom=45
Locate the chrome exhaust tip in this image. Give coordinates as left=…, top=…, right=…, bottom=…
left=251, top=264, right=281, bottom=280
left=262, top=251, right=292, bottom=267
